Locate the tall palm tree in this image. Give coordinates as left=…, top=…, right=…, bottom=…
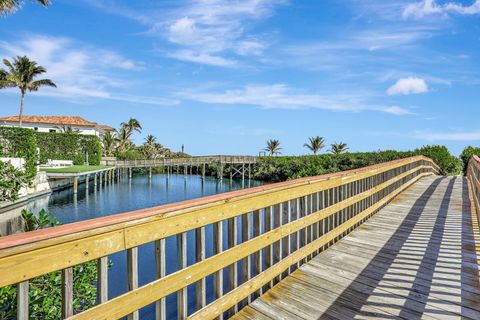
left=116, top=126, right=134, bottom=154
left=0, top=56, right=56, bottom=127
left=330, top=142, right=349, bottom=155
left=120, top=117, right=142, bottom=139
left=102, top=131, right=117, bottom=157
left=304, top=136, right=325, bottom=155
left=264, top=139, right=282, bottom=156
left=0, top=0, right=49, bottom=15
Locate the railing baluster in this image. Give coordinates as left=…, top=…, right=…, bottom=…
left=195, top=227, right=206, bottom=311
left=264, top=206, right=273, bottom=290
left=253, top=209, right=262, bottom=298
left=127, top=247, right=139, bottom=320
left=213, top=221, right=223, bottom=320
left=296, top=198, right=302, bottom=268
left=62, top=267, right=73, bottom=318
left=155, top=239, right=166, bottom=320
left=227, top=217, right=238, bottom=316
left=17, top=281, right=28, bottom=320
left=177, top=232, right=187, bottom=319
left=285, top=200, right=292, bottom=274
left=97, top=257, right=108, bottom=304
left=273, top=203, right=282, bottom=284
left=241, top=212, right=251, bottom=305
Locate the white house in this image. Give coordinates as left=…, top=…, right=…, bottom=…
left=0, top=115, right=115, bottom=137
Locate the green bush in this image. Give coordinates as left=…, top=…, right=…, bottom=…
left=414, top=145, right=462, bottom=176
left=0, top=127, right=38, bottom=183
left=252, top=147, right=460, bottom=182
left=36, top=132, right=102, bottom=165
left=0, top=161, right=27, bottom=202
left=460, top=146, right=480, bottom=174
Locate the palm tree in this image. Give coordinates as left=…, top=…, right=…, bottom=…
left=55, top=125, right=80, bottom=134
left=330, top=142, right=349, bottom=155
left=120, top=117, right=142, bottom=140
left=264, top=139, right=282, bottom=156
left=304, top=136, right=325, bottom=155
left=0, top=56, right=56, bottom=127
left=116, top=126, right=134, bottom=154
left=102, top=131, right=117, bottom=157
left=0, top=0, right=49, bottom=15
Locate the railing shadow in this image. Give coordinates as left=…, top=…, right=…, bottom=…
left=312, top=176, right=480, bottom=319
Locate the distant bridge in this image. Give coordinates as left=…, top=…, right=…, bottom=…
left=105, top=155, right=259, bottom=179
left=2, top=156, right=480, bottom=319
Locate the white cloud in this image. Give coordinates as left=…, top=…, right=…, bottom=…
left=180, top=84, right=413, bottom=115
left=88, top=0, right=285, bottom=67
left=387, top=77, right=428, bottom=95
left=415, top=130, right=480, bottom=141
left=0, top=34, right=178, bottom=106
left=403, top=0, right=480, bottom=19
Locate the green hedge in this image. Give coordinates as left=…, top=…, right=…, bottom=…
left=0, top=127, right=38, bottom=183
left=460, top=146, right=480, bottom=174
left=36, top=132, right=102, bottom=165
left=252, top=146, right=461, bottom=182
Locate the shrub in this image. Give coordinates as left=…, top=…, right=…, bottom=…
left=36, top=132, right=102, bottom=165
left=460, top=146, right=480, bottom=174
left=252, top=147, right=460, bottom=182
left=0, top=161, right=27, bottom=202
left=414, top=145, right=462, bottom=176
left=0, top=127, right=38, bottom=183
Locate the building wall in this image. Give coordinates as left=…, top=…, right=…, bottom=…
left=0, top=122, right=102, bottom=136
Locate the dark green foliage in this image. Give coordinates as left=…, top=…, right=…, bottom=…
left=0, top=210, right=102, bottom=319
left=0, top=127, right=38, bottom=183
left=460, top=146, right=480, bottom=174
left=36, top=132, right=102, bottom=165
left=414, top=145, right=462, bottom=176
left=252, top=147, right=460, bottom=182
left=0, top=161, right=27, bottom=202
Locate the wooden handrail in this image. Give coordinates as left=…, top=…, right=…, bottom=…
left=467, top=155, right=480, bottom=219
left=0, top=155, right=440, bottom=320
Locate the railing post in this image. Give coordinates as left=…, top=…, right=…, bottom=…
left=127, top=248, right=139, bottom=320
left=195, top=227, right=206, bottom=311
left=97, top=256, right=108, bottom=304
left=17, top=281, right=29, bottom=320
left=227, top=217, right=238, bottom=316
left=241, top=212, right=252, bottom=305
left=62, top=267, right=73, bottom=319
left=177, top=232, right=187, bottom=319
left=155, top=239, right=166, bottom=320
left=213, top=221, right=223, bottom=320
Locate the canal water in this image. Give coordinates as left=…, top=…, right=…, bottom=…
left=25, top=173, right=264, bottom=319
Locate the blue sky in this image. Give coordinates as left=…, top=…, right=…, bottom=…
left=0, top=0, right=479, bottom=155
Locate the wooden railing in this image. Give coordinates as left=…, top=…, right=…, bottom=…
left=0, top=156, right=439, bottom=320
left=467, top=155, right=480, bottom=218
left=107, top=155, right=258, bottom=168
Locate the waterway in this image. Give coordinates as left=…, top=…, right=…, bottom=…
left=23, top=172, right=264, bottom=319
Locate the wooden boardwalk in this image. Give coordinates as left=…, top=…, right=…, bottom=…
left=233, top=176, right=480, bottom=319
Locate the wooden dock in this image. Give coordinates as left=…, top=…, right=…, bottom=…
left=234, top=176, right=480, bottom=319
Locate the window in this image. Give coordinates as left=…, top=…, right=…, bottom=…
left=34, top=127, right=38, bottom=131
left=49, top=129, right=56, bottom=133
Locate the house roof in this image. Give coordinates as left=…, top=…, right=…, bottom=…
left=0, top=115, right=98, bottom=127
left=96, top=124, right=116, bottom=132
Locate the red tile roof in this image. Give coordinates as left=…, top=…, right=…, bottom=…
left=95, top=124, right=116, bottom=132
left=0, top=115, right=97, bottom=127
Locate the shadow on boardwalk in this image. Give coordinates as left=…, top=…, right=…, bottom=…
left=234, top=176, right=480, bottom=319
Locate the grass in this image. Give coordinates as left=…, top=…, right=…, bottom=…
left=40, top=165, right=113, bottom=173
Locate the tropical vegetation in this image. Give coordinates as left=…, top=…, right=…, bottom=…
left=0, top=56, right=56, bottom=127
left=330, top=142, right=349, bottom=154
left=304, top=136, right=325, bottom=155
left=101, top=118, right=180, bottom=160
left=0, top=0, right=48, bottom=15
left=253, top=146, right=462, bottom=182
left=264, top=139, right=282, bottom=156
